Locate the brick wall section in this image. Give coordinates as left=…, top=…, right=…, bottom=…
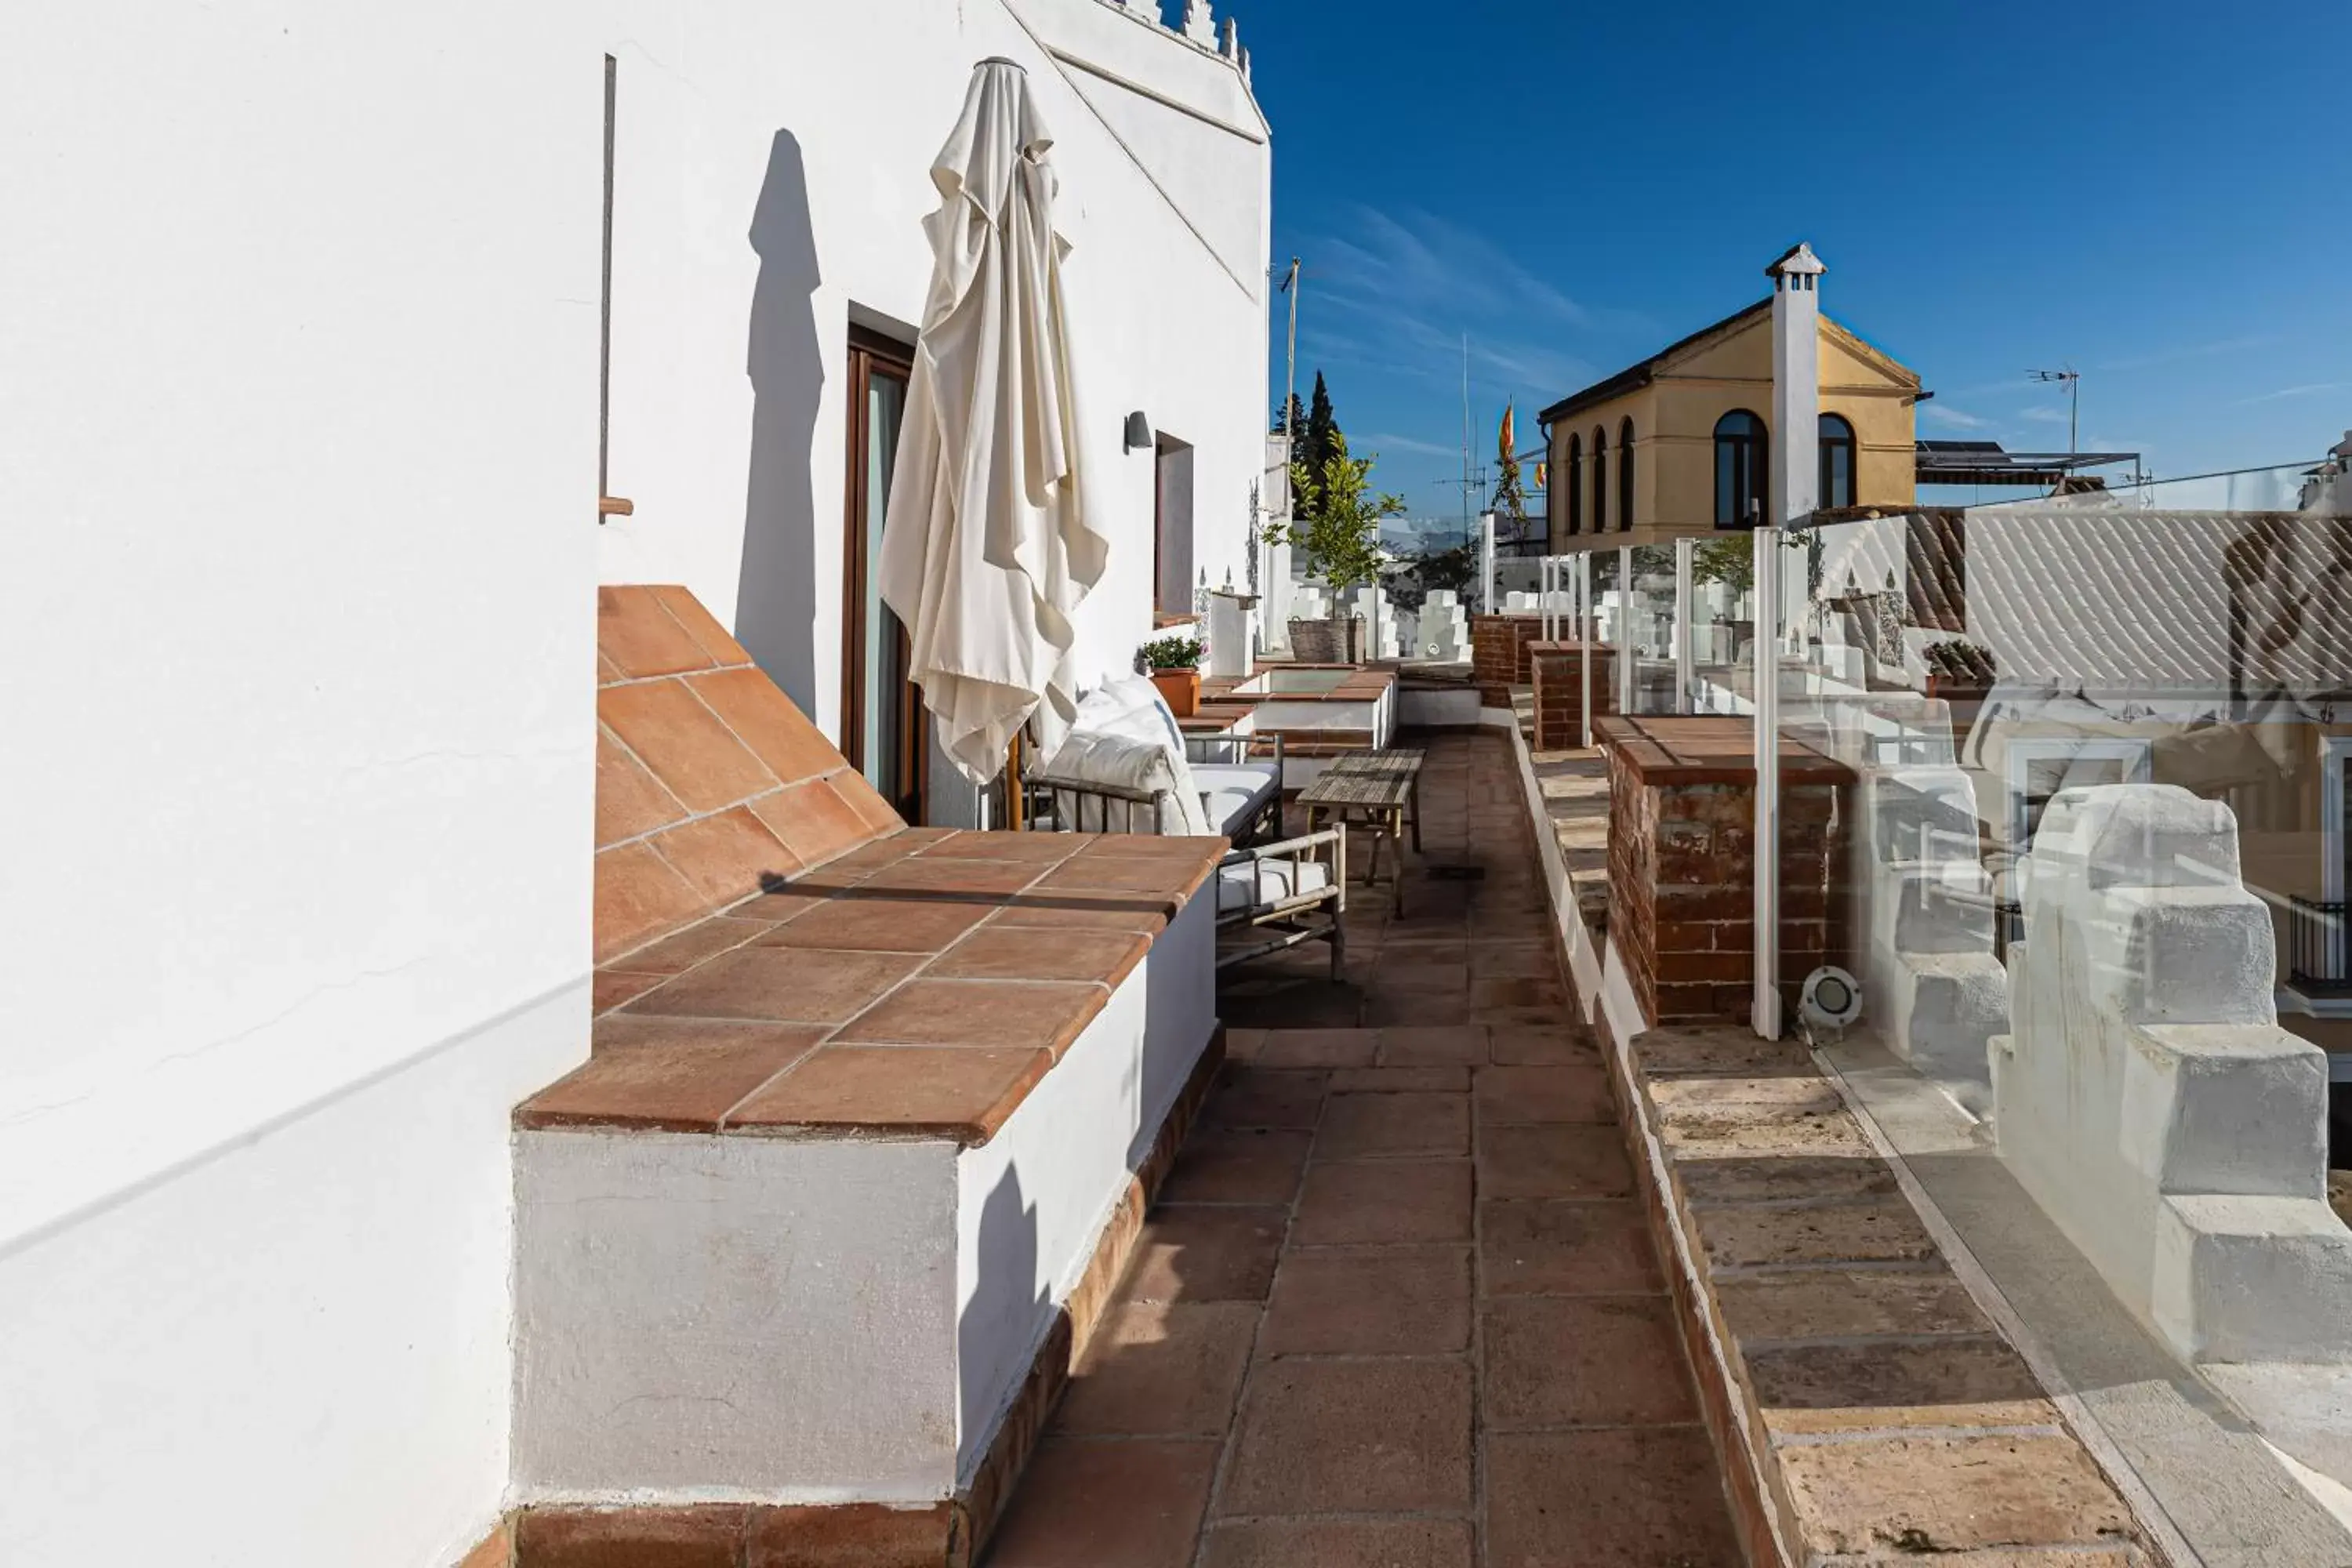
left=1470, top=614, right=1548, bottom=705
left=1600, top=717, right=1850, bottom=1026
left=1529, top=641, right=1616, bottom=750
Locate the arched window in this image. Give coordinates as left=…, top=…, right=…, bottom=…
left=1617, top=416, right=1635, bottom=532
left=1714, top=410, right=1768, bottom=528
left=1565, top=434, right=1582, bottom=534
left=1818, top=412, right=1857, bottom=510
left=1590, top=426, right=1608, bottom=534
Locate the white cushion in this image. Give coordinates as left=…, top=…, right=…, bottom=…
left=1061, top=676, right=1211, bottom=835
left=1191, top=760, right=1280, bottom=839
left=1035, top=731, right=1191, bottom=834
left=1216, top=856, right=1334, bottom=914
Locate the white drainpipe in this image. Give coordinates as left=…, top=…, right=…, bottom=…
left=1755, top=241, right=1824, bottom=1040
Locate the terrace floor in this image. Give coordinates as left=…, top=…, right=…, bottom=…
left=985, top=729, right=1743, bottom=1567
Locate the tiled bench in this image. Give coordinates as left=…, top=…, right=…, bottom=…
left=514, top=586, right=1234, bottom=1564
left=511, top=826, right=1227, bottom=1563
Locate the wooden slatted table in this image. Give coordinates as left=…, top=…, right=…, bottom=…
left=1298, top=748, right=1425, bottom=915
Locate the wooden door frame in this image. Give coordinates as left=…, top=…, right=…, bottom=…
left=839, top=326, right=927, bottom=822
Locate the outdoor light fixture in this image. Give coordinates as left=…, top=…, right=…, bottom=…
left=1123, top=411, right=1152, bottom=453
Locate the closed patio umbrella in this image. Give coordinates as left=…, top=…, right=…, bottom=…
left=879, top=56, right=1108, bottom=786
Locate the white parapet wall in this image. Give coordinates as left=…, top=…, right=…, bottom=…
left=1992, top=783, right=2352, bottom=1366
left=1826, top=698, right=2006, bottom=1109
left=512, top=895, right=1216, bottom=1504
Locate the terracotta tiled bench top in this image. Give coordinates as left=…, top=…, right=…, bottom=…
left=1200, top=665, right=1397, bottom=704
left=528, top=827, right=1225, bottom=1146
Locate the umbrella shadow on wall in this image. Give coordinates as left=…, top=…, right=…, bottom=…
left=736, top=128, right=823, bottom=715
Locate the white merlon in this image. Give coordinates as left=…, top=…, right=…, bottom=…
left=1992, top=782, right=2352, bottom=1366
left=1221, top=15, right=1239, bottom=56
left=1843, top=757, right=2005, bottom=1109
left=1182, top=0, right=1216, bottom=45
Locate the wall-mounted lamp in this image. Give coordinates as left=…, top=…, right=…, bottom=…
left=1123, top=411, right=1152, bottom=454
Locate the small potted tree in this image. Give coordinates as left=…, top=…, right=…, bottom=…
left=1140, top=633, right=1203, bottom=717
left=1284, top=433, right=1402, bottom=663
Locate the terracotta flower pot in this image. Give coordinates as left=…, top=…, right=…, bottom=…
left=1149, top=666, right=1200, bottom=717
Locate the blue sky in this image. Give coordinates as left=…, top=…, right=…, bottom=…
left=1221, top=0, right=2352, bottom=520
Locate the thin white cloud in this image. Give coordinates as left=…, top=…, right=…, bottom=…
left=2018, top=406, right=2071, bottom=424
left=1921, top=405, right=1991, bottom=431
left=1363, top=431, right=1462, bottom=459
left=2096, top=333, right=2281, bottom=372
left=2236, top=382, right=2347, bottom=405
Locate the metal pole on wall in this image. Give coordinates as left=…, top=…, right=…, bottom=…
left=1577, top=553, right=1594, bottom=750
left=1617, top=546, right=1636, bottom=717
left=1480, top=514, right=1497, bottom=619
left=1675, top=537, right=1695, bottom=715
left=1751, top=524, right=1782, bottom=1040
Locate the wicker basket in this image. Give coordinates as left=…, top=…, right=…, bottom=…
left=1287, top=615, right=1362, bottom=663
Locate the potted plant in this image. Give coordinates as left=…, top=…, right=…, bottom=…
left=1141, top=633, right=1203, bottom=717
left=1283, top=432, right=1403, bottom=664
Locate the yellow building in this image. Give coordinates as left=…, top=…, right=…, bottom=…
left=1535, top=298, right=1925, bottom=549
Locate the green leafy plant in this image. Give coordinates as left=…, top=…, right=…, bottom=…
left=1139, top=634, right=1203, bottom=671
left=1691, top=535, right=1754, bottom=594
left=1284, top=432, right=1403, bottom=595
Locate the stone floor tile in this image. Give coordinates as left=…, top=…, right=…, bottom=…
left=1712, top=1267, right=1991, bottom=1341
left=1369, top=992, right=1483, bottom=1026
left=1484, top=1295, right=1698, bottom=1429
left=1055, top=1301, right=1259, bottom=1436
left=1375, top=1025, right=1489, bottom=1066
left=1480, top=1199, right=1663, bottom=1296
left=1674, top=1152, right=1900, bottom=1207
left=1200, top=1067, right=1327, bottom=1131
left=1196, top=1519, right=1472, bottom=1568
left=1260, top=1244, right=1472, bottom=1356
left=1214, top=1359, right=1472, bottom=1516
left=1777, top=1432, right=2139, bottom=1557
left=1255, top=1028, right=1380, bottom=1069
left=1223, top=1027, right=1267, bottom=1062
left=1327, top=1065, right=1472, bottom=1094
left=1315, top=1091, right=1470, bottom=1159
left=985, top=1438, right=1220, bottom=1568
left=1471, top=976, right=1567, bottom=1013
left=1487, top=1025, right=1599, bottom=1064
left=1294, top=1160, right=1473, bottom=1245
left=1697, top=1200, right=1939, bottom=1269
left=1486, top=1428, right=1743, bottom=1568
left=1475, top=1063, right=1616, bottom=1124
left=1476, top=1123, right=1636, bottom=1200
left=1123, top=1206, right=1287, bottom=1304
left=1158, top=1127, right=1312, bottom=1207
left=1468, top=942, right=1559, bottom=978
left=1746, top=1334, right=2047, bottom=1417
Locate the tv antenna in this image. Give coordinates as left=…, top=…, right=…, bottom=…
left=2028, top=366, right=2080, bottom=455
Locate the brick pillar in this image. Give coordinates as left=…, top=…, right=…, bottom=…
left=1530, top=643, right=1616, bottom=750
left=1600, top=718, right=1851, bottom=1026
left=1471, top=615, right=1545, bottom=706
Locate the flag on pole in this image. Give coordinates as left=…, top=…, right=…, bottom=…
left=1497, top=400, right=1515, bottom=462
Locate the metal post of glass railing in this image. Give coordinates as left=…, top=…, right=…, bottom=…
left=1675, top=537, right=1695, bottom=715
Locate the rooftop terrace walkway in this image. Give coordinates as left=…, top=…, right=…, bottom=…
left=985, top=730, right=1744, bottom=1568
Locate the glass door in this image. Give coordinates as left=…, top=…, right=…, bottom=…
left=841, top=329, right=924, bottom=823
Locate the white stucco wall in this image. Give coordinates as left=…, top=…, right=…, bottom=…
left=3, top=3, right=599, bottom=1563
left=514, top=896, right=1218, bottom=1503
left=4, top=2, right=1261, bottom=1559
left=589, top=0, right=1273, bottom=753
left=954, top=891, right=1214, bottom=1478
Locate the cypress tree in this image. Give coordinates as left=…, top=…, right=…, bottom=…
left=1301, top=372, right=1339, bottom=519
